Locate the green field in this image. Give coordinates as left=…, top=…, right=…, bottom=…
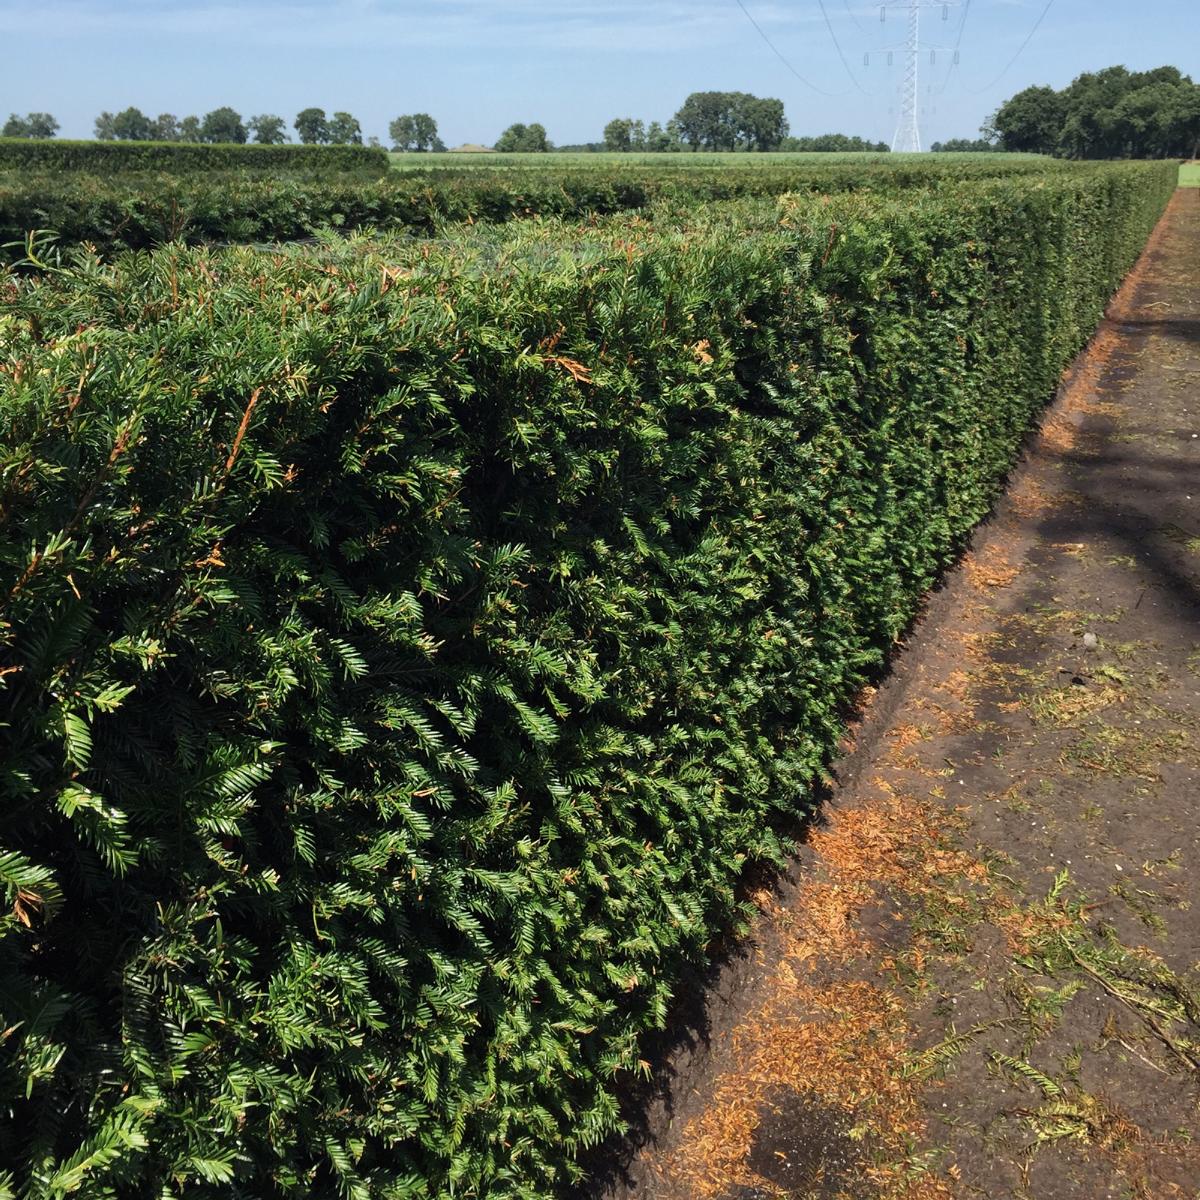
left=1180, top=161, right=1200, bottom=186
left=387, top=148, right=1046, bottom=171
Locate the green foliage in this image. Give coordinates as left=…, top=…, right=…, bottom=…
left=248, top=115, right=289, bottom=146
left=294, top=108, right=331, bottom=145
left=96, top=107, right=156, bottom=142
left=930, top=138, right=1001, bottom=153
left=780, top=133, right=890, bottom=152
left=602, top=117, right=642, bottom=153
left=0, top=138, right=388, bottom=176
left=0, top=161, right=1176, bottom=1198
left=494, top=123, right=550, bottom=153
left=0, top=155, right=1086, bottom=261
left=1, top=114, right=58, bottom=140
left=993, top=64, right=1200, bottom=158
left=389, top=115, right=442, bottom=153
left=672, top=92, right=788, bottom=151
left=199, top=107, right=248, bottom=146
left=328, top=113, right=364, bottom=146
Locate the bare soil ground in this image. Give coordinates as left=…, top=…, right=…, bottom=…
left=588, top=188, right=1200, bottom=1200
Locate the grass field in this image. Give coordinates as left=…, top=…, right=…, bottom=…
left=387, top=149, right=1045, bottom=171
left=1180, top=161, right=1200, bottom=186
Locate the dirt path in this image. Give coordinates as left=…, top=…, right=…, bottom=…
left=593, top=188, right=1200, bottom=1200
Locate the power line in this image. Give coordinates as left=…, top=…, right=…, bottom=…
left=935, top=0, right=972, bottom=95
left=969, top=0, right=1056, bottom=94
left=817, top=0, right=871, bottom=94
left=730, top=0, right=845, bottom=97
left=842, top=0, right=868, bottom=34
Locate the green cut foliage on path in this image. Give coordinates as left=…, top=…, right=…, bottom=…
left=0, top=161, right=1177, bottom=1199
left=0, top=156, right=1079, bottom=262
left=0, top=138, right=390, bottom=176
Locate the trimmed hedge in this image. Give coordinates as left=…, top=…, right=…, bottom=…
left=0, top=157, right=1078, bottom=261
left=0, top=162, right=1176, bottom=1198
left=0, top=138, right=390, bottom=176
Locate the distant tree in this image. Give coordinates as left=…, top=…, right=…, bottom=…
left=3, top=112, right=59, bottom=139
left=200, top=106, right=247, bottom=144
left=494, top=124, right=522, bottom=152
left=389, top=112, right=441, bottom=152
left=645, top=120, right=676, bottom=152
left=153, top=113, right=180, bottom=141
left=294, top=107, right=330, bottom=144
left=328, top=111, right=362, bottom=145
left=603, top=117, right=634, bottom=152
left=671, top=92, right=787, bottom=151
left=780, top=133, right=889, bottom=152
left=991, top=85, right=1064, bottom=154
left=109, top=106, right=156, bottom=141
left=738, top=95, right=788, bottom=150
left=413, top=113, right=441, bottom=151
left=673, top=92, right=724, bottom=150
left=1110, top=80, right=1200, bottom=158
left=930, top=137, right=999, bottom=152
left=179, top=116, right=202, bottom=143
left=604, top=118, right=652, bottom=152
left=30, top=113, right=59, bottom=139
left=1055, top=67, right=1133, bottom=158
left=248, top=114, right=289, bottom=144
left=495, top=122, right=550, bottom=152
left=990, top=66, right=1200, bottom=158
left=94, top=111, right=116, bottom=140
left=389, top=114, right=416, bottom=149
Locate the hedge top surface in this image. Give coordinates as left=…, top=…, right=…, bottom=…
left=0, top=153, right=1108, bottom=263
left=0, top=138, right=391, bottom=176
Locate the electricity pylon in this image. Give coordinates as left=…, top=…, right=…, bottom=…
left=872, top=1, right=961, bottom=153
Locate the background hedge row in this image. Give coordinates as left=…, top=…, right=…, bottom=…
left=0, top=156, right=1077, bottom=261
left=0, top=161, right=1177, bottom=1198
left=0, top=138, right=391, bottom=177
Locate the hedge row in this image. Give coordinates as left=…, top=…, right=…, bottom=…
left=1, top=156, right=1076, bottom=260
left=0, top=138, right=391, bottom=176
left=0, top=162, right=1177, bottom=1198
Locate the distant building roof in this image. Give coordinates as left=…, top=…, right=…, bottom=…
left=449, top=143, right=494, bottom=153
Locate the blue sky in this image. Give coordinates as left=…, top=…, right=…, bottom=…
left=2, top=0, right=1196, bottom=148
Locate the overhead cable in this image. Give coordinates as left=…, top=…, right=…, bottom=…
left=730, top=0, right=846, bottom=96
left=969, top=0, right=1056, bottom=94
left=817, top=0, right=871, bottom=94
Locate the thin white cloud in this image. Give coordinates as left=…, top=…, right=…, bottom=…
left=0, top=0, right=835, bottom=51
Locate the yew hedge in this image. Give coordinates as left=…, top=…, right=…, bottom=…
left=0, top=155, right=1073, bottom=261
left=0, top=161, right=1176, bottom=1198
left=0, top=139, right=391, bottom=177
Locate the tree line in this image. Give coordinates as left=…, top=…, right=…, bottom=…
left=930, top=138, right=1000, bottom=153
left=3, top=113, right=59, bottom=139
left=89, top=107, right=378, bottom=146
left=599, top=96, right=885, bottom=154
left=8, top=67, right=1199, bottom=159
left=5, top=95, right=879, bottom=157
left=987, top=65, right=1200, bottom=158
left=600, top=92, right=788, bottom=153
left=2, top=106, right=447, bottom=151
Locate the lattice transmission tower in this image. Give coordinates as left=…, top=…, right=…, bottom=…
left=870, top=1, right=962, bottom=153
